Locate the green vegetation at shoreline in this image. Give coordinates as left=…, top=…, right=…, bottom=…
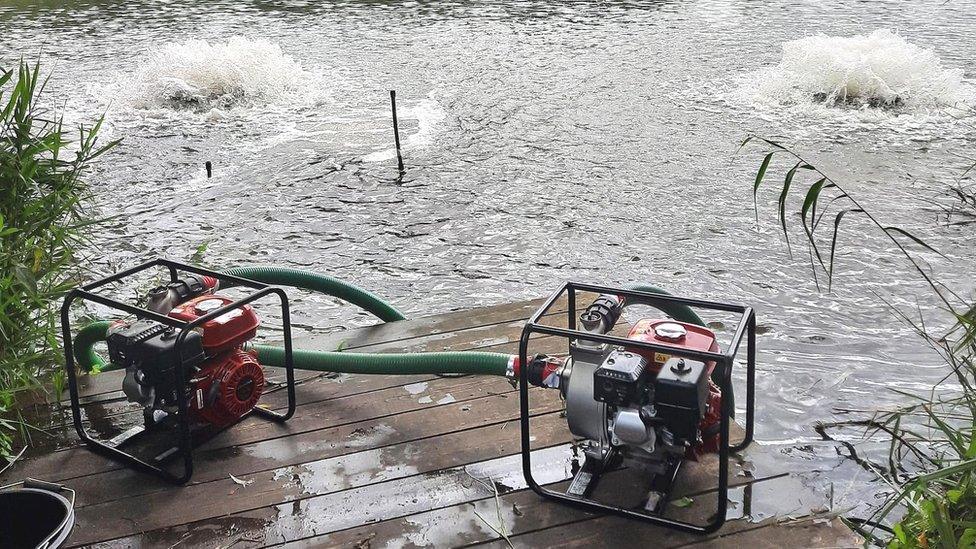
left=0, top=61, right=117, bottom=460
left=746, top=136, right=976, bottom=548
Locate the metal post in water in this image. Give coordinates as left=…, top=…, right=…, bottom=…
left=205, top=161, right=213, bottom=178
left=390, top=90, right=405, bottom=172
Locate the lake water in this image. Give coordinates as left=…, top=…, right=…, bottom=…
left=4, top=0, right=975, bottom=517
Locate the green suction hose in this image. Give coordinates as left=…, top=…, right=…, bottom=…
left=626, top=284, right=705, bottom=327
left=224, top=266, right=406, bottom=322
left=68, top=265, right=698, bottom=378
left=252, top=345, right=511, bottom=376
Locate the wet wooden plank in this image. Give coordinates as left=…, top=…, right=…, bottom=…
left=86, top=441, right=762, bottom=549
left=70, top=410, right=565, bottom=546
left=88, top=425, right=763, bottom=549
left=454, top=449, right=861, bottom=548
left=274, top=429, right=764, bottom=548
left=473, top=495, right=860, bottom=549
left=69, top=378, right=558, bottom=508
left=686, top=517, right=861, bottom=548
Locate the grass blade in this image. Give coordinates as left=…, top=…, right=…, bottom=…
left=883, top=227, right=947, bottom=259
left=753, top=151, right=776, bottom=225
left=827, top=208, right=863, bottom=290
left=778, top=161, right=804, bottom=255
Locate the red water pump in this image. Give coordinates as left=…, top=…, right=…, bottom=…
left=62, top=259, right=296, bottom=485
left=514, top=283, right=756, bottom=534
left=626, top=318, right=724, bottom=456
left=107, top=275, right=265, bottom=429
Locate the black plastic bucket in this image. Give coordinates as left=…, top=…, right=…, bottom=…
left=0, top=478, right=75, bottom=549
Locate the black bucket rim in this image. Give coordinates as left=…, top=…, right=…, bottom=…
left=0, top=480, right=75, bottom=549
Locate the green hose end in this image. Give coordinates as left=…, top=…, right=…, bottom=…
left=74, top=320, right=111, bottom=373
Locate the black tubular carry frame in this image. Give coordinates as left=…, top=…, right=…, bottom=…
left=517, top=281, right=756, bottom=534
left=60, top=258, right=296, bottom=485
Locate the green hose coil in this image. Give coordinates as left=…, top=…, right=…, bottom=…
left=68, top=266, right=699, bottom=378
left=224, top=266, right=406, bottom=322
left=70, top=321, right=510, bottom=376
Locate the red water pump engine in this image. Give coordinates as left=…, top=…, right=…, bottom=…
left=106, top=275, right=266, bottom=429
left=521, top=297, right=722, bottom=461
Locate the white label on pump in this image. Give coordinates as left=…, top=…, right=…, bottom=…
left=196, top=388, right=204, bottom=409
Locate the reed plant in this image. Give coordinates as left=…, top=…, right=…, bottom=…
left=744, top=136, right=976, bottom=547
left=0, top=60, right=117, bottom=460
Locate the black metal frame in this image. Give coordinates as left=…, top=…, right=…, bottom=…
left=518, top=282, right=756, bottom=534
left=60, top=258, right=296, bottom=484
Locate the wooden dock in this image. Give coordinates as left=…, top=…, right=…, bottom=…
left=2, top=298, right=861, bottom=548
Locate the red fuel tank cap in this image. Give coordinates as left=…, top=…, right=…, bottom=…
left=654, top=322, right=687, bottom=342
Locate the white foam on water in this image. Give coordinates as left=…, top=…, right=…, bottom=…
left=362, top=98, right=447, bottom=162
left=122, top=36, right=314, bottom=110
left=733, top=29, right=972, bottom=115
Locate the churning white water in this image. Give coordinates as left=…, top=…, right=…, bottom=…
left=742, top=29, right=971, bottom=112
left=125, top=37, right=311, bottom=110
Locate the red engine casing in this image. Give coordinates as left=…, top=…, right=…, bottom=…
left=190, top=349, right=265, bottom=427
left=170, top=294, right=264, bottom=427
left=626, top=319, right=723, bottom=456
left=169, top=295, right=260, bottom=354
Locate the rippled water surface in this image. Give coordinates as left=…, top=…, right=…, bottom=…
left=4, top=0, right=976, bottom=513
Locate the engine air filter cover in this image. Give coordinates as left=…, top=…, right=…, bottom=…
left=191, top=349, right=265, bottom=426
left=655, top=357, right=709, bottom=443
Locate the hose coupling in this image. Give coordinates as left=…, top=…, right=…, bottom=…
left=504, top=356, right=516, bottom=387
left=579, top=294, right=623, bottom=335
left=511, top=354, right=568, bottom=390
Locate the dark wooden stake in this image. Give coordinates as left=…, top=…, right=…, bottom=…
left=205, top=161, right=213, bottom=178
left=390, top=90, right=404, bottom=172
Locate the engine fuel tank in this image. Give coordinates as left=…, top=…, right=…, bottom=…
left=626, top=319, right=718, bottom=376
left=169, top=295, right=260, bottom=353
